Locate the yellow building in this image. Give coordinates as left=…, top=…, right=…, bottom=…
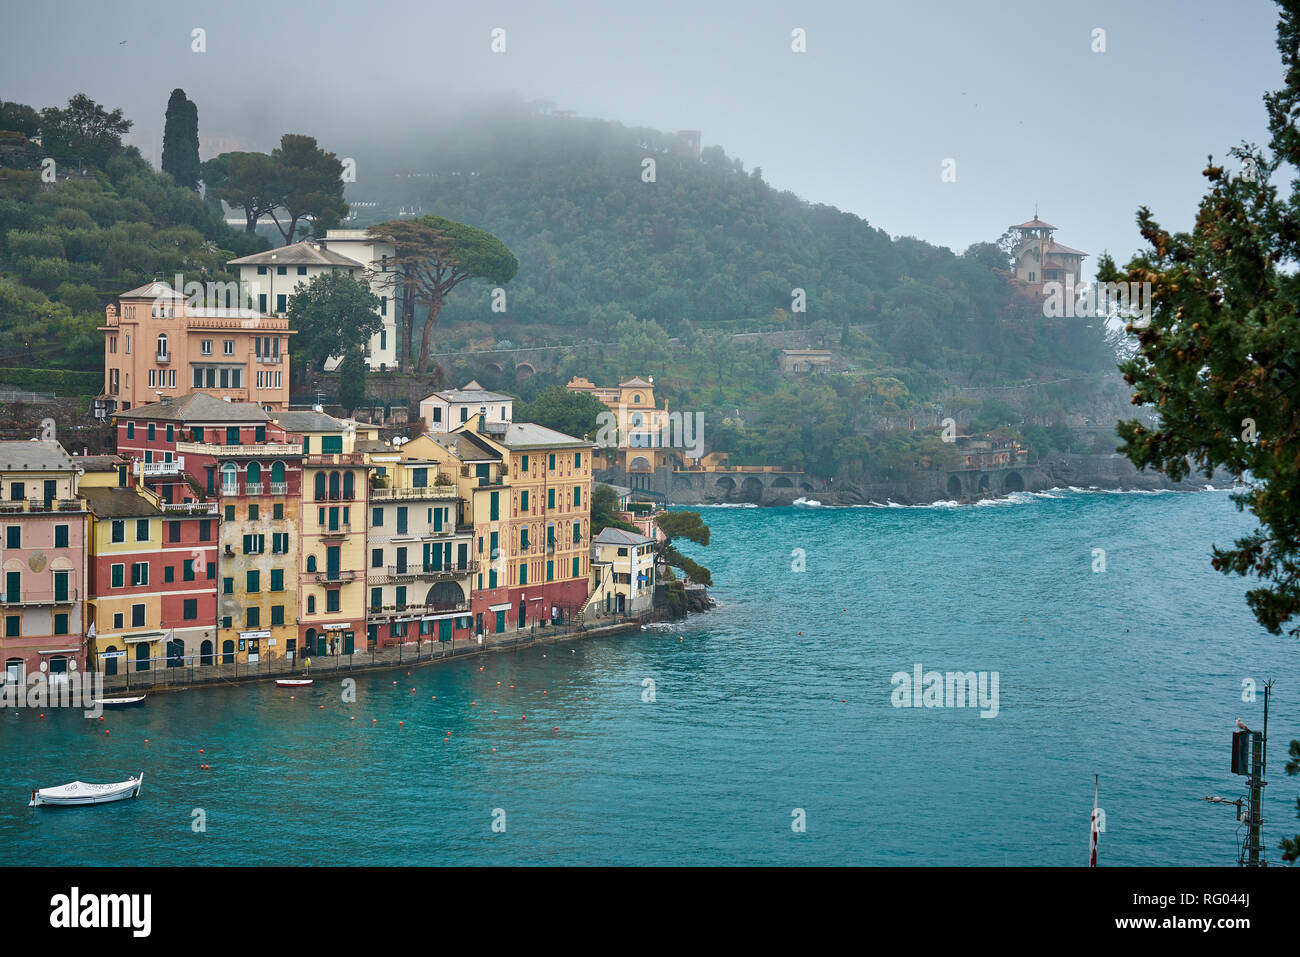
left=399, top=414, right=592, bottom=635
left=362, top=454, right=473, bottom=648
left=565, top=375, right=683, bottom=472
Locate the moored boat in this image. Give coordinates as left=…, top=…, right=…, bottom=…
left=95, top=695, right=146, bottom=707
left=275, top=679, right=313, bottom=687
left=29, top=772, right=143, bottom=807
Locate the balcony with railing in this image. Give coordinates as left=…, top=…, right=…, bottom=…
left=177, top=441, right=302, bottom=458
left=270, top=482, right=288, bottom=495
left=141, top=455, right=184, bottom=477
left=369, top=486, right=458, bottom=501
left=319, top=522, right=353, bottom=537
left=314, top=569, right=358, bottom=584
left=2, top=587, right=79, bottom=606
left=256, top=354, right=282, bottom=364
left=386, top=562, right=478, bottom=582
left=161, top=500, right=219, bottom=515
left=304, top=453, right=367, bottom=467
left=245, top=482, right=263, bottom=496
left=0, top=498, right=84, bottom=514
left=368, top=600, right=470, bottom=620
left=155, top=352, right=170, bottom=364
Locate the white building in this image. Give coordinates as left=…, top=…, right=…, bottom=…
left=589, top=527, right=656, bottom=616
left=227, top=229, right=401, bottom=370
left=418, top=381, right=513, bottom=434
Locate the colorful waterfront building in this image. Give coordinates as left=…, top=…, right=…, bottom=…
left=1009, top=216, right=1087, bottom=287
left=565, top=375, right=684, bottom=472
left=587, top=527, right=657, bottom=617
left=417, top=381, right=513, bottom=434
left=401, top=415, right=592, bottom=636
left=0, top=441, right=89, bottom=682
left=293, top=413, right=368, bottom=658
left=97, top=280, right=294, bottom=417
left=363, top=451, right=473, bottom=649
left=176, top=423, right=302, bottom=664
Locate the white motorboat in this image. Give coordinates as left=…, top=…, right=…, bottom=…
left=95, top=695, right=146, bottom=707
left=275, top=679, right=313, bottom=687
left=29, top=773, right=143, bottom=807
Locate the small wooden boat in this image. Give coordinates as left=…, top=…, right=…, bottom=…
left=275, top=679, right=312, bottom=687
left=95, top=695, right=146, bottom=708
left=29, top=772, right=143, bottom=808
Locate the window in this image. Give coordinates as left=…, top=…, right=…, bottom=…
left=326, top=590, right=340, bottom=613
left=396, top=507, right=408, bottom=534
left=549, top=453, right=556, bottom=470
left=573, top=556, right=580, bottom=579
left=395, top=586, right=406, bottom=607
left=271, top=569, right=283, bottom=592
left=54, top=613, right=69, bottom=636
left=460, top=407, right=468, bottom=423
left=520, top=490, right=529, bottom=513
left=547, top=561, right=554, bottom=582
left=224, top=505, right=235, bottom=522
left=371, top=588, right=382, bottom=611
left=131, top=603, right=145, bottom=627
left=372, top=507, right=383, bottom=527
left=273, top=503, right=283, bottom=520
left=412, top=467, right=428, bottom=488
left=271, top=605, right=284, bottom=626
left=156, top=333, right=167, bottom=358
left=249, top=504, right=259, bottom=521
left=574, top=486, right=581, bottom=507
left=247, top=570, right=260, bottom=592
left=136, top=518, right=150, bottom=542
left=168, top=520, right=181, bottom=543
left=490, top=492, right=499, bottom=522
left=199, top=520, right=212, bottom=541
left=521, top=454, right=529, bottom=472
left=207, top=562, right=216, bottom=580
left=111, top=520, right=125, bottom=544
left=297, top=266, right=307, bottom=276
left=306, top=556, right=317, bottom=572
left=221, top=464, right=237, bottom=495
left=521, top=527, right=529, bottom=550
left=223, top=577, right=233, bottom=595
left=276, top=266, right=287, bottom=276
left=166, top=424, right=174, bottom=442
left=111, top=564, right=125, bottom=588
left=226, top=427, right=239, bottom=445
left=183, top=558, right=195, bottom=582
left=184, top=598, right=198, bottom=621
left=246, top=607, right=260, bottom=628
left=126, top=422, right=135, bottom=439
left=276, top=294, right=287, bottom=313
left=113, top=613, right=123, bottom=630
left=223, top=340, right=234, bottom=356
left=201, top=339, right=212, bottom=355
left=573, top=522, right=581, bottom=544
left=548, top=489, right=555, bottom=509
left=306, top=595, right=316, bottom=614
left=372, top=548, right=383, bottom=568
left=55, top=524, right=68, bottom=548
left=520, top=563, right=528, bottom=585
left=4, top=616, right=17, bottom=638
left=4, top=526, right=17, bottom=549
left=164, top=565, right=175, bottom=583
left=131, top=562, right=149, bottom=586
left=575, top=452, right=581, bottom=468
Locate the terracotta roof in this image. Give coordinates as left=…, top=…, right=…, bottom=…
left=227, top=241, right=364, bottom=268
left=112, top=392, right=270, bottom=424
left=117, top=280, right=187, bottom=301
left=1045, top=241, right=1087, bottom=256
left=1012, top=218, right=1056, bottom=230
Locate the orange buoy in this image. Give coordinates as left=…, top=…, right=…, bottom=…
left=290, top=696, right=295, bottom=700
left=350, top=716, right=355, bottom=721
left=543, top=691, right=547, bottom=695
left=398, top=720, right=403, bottom=726
left=372, top=718, right=377, bottom=724
left=200, top=748, right=204, bottom=753
left=144, top=739, right=149, bottom=744
left=105, top=730, right=109, bottom=735
left=319, top=705, right=324, bottom=709
left=497, top=682, right=501, bottom=686
left=553, top=726, right=558, bottom=731
left=99, top=716, right=104, bottom=722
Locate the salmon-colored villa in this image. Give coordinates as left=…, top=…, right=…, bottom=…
left=98, top=281, right=294, bottom=416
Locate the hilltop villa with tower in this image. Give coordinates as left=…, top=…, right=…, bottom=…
left=1008, top=216, right=1087, bottom=286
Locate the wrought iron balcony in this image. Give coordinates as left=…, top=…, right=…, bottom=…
left=385, top=562, right=477, bottom=581
left=314, top=569, right=358, bottom=584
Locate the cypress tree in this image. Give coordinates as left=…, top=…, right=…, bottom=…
left=161, top=88, right=200, bottom=190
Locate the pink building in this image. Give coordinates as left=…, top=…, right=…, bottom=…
left=97, top=280, right=295, bottom=417
left=0, top=441, right=89, bottom=681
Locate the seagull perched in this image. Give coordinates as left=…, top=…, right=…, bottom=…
left=1236, top=718, right=1252, bottom=733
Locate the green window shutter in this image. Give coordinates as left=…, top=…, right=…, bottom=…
left=546, top=561, right=553, bottom=582
left=490, top=491, right=499, bottom=521
left=271, top=569, right=283, bottom=591
left=520, top=490, right=528, bottom=512
left=548, top=489, right=555, bottom=509
left=247, top=570, right=259, bottom=592
left=575, top=452, right=581, bottom=468
left=111, top=564, right=124, bottom=588
left=520, top=564, right=527, bottom=585
left=572, top=556, right=580, bottom=578
left=574, top=486, right=581, bottom=506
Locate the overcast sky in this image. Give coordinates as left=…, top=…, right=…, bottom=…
left=0, top=0, right=1284, bottom=273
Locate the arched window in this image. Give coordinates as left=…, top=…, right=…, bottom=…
left=306, top=555, right=317, bottom=572
left=329, top=472, right=341, bottom=500
left=343, top=472, right=355, bottom=499
left=633, top=394, right=642, bottom=403
left=156, top=333, right=168, bottom=358
left=314, top=473, right=326, bottom=501
left=246, top=462, right=261, bottom=486
left=221, top=464, right=237, bottom=494
left=271, top=461, right=285, bottom=485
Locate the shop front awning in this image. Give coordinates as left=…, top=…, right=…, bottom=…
left=122, top=632, right=165, bottom=644
left=37, top=648, right=80, bottom=656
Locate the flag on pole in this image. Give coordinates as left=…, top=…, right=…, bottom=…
left=1089, top=774, right=1100, bottom=867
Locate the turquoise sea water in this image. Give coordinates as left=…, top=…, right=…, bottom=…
left=2, top=488, right=1296, bottom=866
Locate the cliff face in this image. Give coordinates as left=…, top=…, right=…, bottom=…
left=629, top=451, right=1235, bottom=508
left=650, top=582, right=715, bottom=621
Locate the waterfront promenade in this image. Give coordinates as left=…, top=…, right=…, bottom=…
left=93, top=616, right=644, bottom=695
